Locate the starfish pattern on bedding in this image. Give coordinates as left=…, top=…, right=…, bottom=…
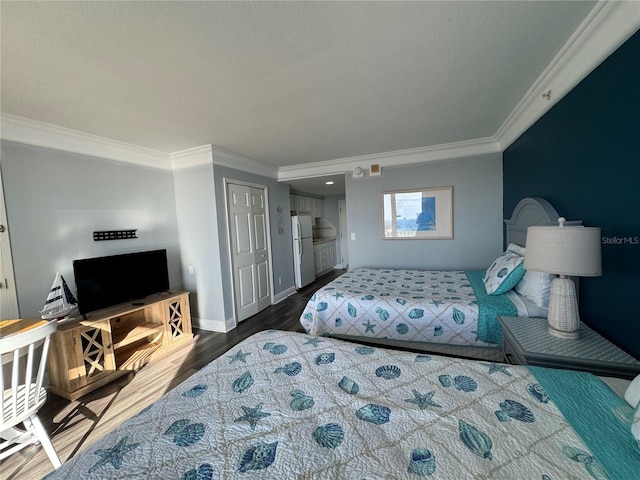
left=303, top=338, right=323, bottom=347
left=332, top=292, right=344, bottom=299
left=88, top=436, right=140, bottom=473
left=234, top=403, right=271, bottom=430
left=363, top=319, right=376, bottom=333
left=229, top=349, right=251, bottom=364
left=488, top=363, right=512, bottom=376
left=404, top=390, right=442, bottom=409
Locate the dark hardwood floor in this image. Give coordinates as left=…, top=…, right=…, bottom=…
left=1, top=270, right=344, bottom=480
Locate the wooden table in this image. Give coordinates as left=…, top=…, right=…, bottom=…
left=0, top=319, right=49, bottom=338
left=499, top=316, right=640, bottom=379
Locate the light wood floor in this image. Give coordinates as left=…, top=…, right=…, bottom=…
left=1, top=271, right=344, bottom=480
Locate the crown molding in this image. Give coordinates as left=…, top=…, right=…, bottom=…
left=211, top=145, right=278, bottom=179
left=3, top=2, right=637, bottom=178
left=170, top=144, right=278, bottom=178
left=1, top=111, right=499, bottom=180
left=0, top=113, right=171, bottom=169
left=495, top=1, right=640, bottom=151
left=0, top=113, right=275, bottom=177
left=170, top=144, right=213, bottom=170
left=278, top=137, right=500, bottom=181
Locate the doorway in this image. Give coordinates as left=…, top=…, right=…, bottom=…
left=338, top=199, right=348, bottom=269
left=226, top=181, right=272, bottom=322
left=0, top=167, right=19, bottom=319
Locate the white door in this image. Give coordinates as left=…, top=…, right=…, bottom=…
left=228, top=183, right=271, bottom=322
left=0, top=167, right=19, bottom=319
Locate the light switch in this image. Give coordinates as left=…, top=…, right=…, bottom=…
left=188, top=265, right=194, bottom=275
left=351, top=233, right=356, bottom=240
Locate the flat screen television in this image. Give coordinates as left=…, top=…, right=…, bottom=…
left=73, top=249, right=170, bottom=315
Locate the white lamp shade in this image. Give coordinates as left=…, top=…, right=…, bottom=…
left=525, top=224, right=602, bottom=277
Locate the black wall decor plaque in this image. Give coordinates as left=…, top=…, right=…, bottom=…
left=93, top=229, right=138, bottom=241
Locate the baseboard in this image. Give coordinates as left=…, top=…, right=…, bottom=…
left=192, top=316, right=236, bottom=333
left=274, top=285, right=297, bottom=304
left=194, top=287, right=297, bottom=331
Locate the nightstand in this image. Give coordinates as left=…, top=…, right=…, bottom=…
left=498, top=316, right=640, bottom=379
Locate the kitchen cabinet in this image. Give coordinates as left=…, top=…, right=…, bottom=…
left=290, top=194, right=324, bottom=224
left=313, top=240, right=336, bottom=277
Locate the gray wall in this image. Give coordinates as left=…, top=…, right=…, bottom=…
left=1, top=140, right=182, bottom=318
left=1, top=139, right=500, bottom=325
left=173, top=161, right=294, bottom=327
left=172, top=163, right=225, bottom=322
left=1, top=139, right=294, bottom=328
left=346, top=153, right=503, bottom=270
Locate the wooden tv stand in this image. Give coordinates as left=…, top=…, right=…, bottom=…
left=47, top=291, right=192, bottom=401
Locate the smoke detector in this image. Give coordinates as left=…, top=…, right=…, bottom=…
left=352, top=166, right=365, bottom=179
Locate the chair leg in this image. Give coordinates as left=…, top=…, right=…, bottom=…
left=24, top=415, right=62, bottom=469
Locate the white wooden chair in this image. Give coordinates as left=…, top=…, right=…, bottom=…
left=1, top=320, right=61, bottom=468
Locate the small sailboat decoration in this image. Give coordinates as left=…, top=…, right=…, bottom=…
left=40, top=271, right=78, bottom=320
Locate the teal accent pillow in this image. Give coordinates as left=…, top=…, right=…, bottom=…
left=483, top=252, right=525, bottom=295
left=633, top=403, right=640, bottom=451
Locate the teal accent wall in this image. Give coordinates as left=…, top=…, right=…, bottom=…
left=504, top=31, right=640, bottom=359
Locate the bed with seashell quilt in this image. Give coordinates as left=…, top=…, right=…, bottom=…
left=46, top=330, right=640, bottom=479
left=299, top=197, right=575, bottom=360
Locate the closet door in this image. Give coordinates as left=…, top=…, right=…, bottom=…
left=227, top=183, right=271, bottom=321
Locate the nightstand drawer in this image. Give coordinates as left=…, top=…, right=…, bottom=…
left=502, top=333, right=527, bottom=365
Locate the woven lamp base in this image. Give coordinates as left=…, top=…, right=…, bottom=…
left=547, top=276, right=580, bottom=340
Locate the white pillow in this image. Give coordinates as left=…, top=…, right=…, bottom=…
left=506, top=243, right=525, bottom=256
left=483, top=252, right=525, bottom=295
left=624, top=375, right=640, bottom=451
left=625, top=374, right=640, bottom=408
left=515, top=270, right=555, bottom=309
left=505, top=290, right=548, bottom=318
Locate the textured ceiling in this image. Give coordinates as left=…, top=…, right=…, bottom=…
left=1, top=1, right=598, bottom=174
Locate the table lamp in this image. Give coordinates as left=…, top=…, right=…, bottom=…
left=525, top=217, right=601, bottom=339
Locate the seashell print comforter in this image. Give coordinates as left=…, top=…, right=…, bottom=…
left=300, top=269, right=516, bottom=347
left=47, top=331, right=639, bottom=479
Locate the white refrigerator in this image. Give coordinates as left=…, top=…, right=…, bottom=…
left=292, top=213, right=315, bottom=289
